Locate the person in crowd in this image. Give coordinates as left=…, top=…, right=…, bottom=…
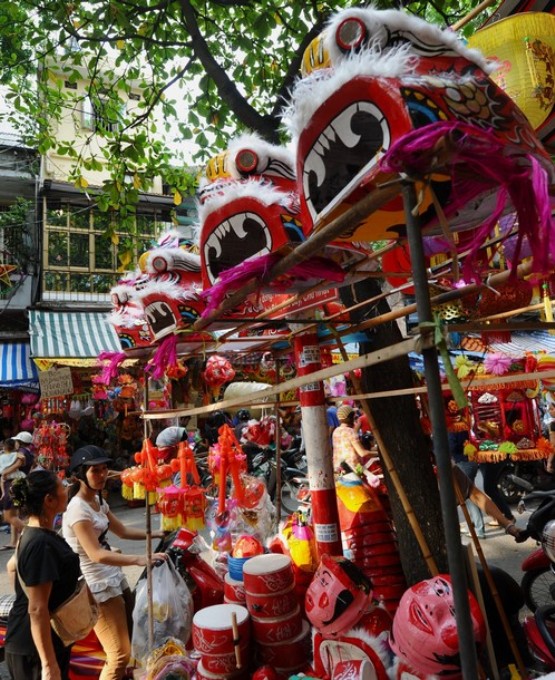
left=5, top=470, right=78, bottom=680
left=10, top=431, right=35, bottom=472
left=234, top=409, right=251, bottom=442
left=1, top=433, right=35, bottom=549
left=355, top=409, right=371, bottom=437
left=332, top=405, right=380, bottom=487
left=448, top=429, right=486, bottom=539
left=452, top=464, right=522, bottom=540
left=325, top=397, right=339, bottom=442
left=63, top=446, right=167, bottom=680
left=155, top=425, right=188, bottom=463
left=479, top=460, right=516, bottom=528
left=204, top=411, right=229, bottom=446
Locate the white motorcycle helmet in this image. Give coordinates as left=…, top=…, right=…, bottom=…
left=542, top=519, right=555, bottom=562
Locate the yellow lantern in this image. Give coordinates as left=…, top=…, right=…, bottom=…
left=468, top=13, right=555, bottom=130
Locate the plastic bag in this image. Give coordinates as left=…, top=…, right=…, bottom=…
left=131, top=560, right=194, bottom=665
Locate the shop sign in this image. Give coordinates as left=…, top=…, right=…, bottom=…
left=38, top=367, right=74, bottom=398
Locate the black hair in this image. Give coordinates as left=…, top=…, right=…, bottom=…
left=11, top=470, right=59, bottom=516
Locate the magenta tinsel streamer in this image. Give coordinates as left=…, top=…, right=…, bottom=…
left=145, top=335, right=178, bottom=380
left=200, top=252, right=345, bottom=318
left=380, top=121, right=554, bottom=281
left=97, top=351, right=127, bottom=385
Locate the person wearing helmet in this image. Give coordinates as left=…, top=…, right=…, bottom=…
left=155, top=426, right=188, bottom=463
left=62, top=446, right=167, bottom=680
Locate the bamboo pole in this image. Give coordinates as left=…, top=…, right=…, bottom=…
left=454, top=479, right=527, bottom=679
left=274, top=355, right=282, bottom=525
left=403, top=180, right=479, bottom=679
left=142, top=403, right=154, bottom=653
left=452, top=0, right=500, bottom=30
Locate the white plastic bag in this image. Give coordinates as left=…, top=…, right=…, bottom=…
left=131, top=559, right=194, bottom=665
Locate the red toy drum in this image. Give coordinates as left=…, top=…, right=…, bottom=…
left=245, top=584, right=299, bottom=619
left=224, top=573, right=246, bottom=603
left=250, top=605, right=303, bottom=644
left=257, top=619, right=312, bottom=668
left=200, top=647, right=249, bottom=675
left=333, top=659, right=373, bottom=680
left=192, top=604, right=250, bottom=655
left=243, top=554, right=294, bottom=595
left=196, top=660, right=249, bottom=680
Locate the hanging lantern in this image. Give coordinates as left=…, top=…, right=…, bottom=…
left=203, top=355, right=236, bottom=398
left=467, top=13, right=555, bottom=131
left=182, top=486, right=206, bottom=531
left=157, top=485, right=185, bottom=532
left=121, top=468, right=134, bottom=501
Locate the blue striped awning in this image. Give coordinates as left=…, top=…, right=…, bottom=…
left=29, top=311, right=121, bottom=359
left=0, top=343, right=39, bottom=387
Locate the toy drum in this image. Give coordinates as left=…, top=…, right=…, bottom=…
left=192, top=604, right=250, bottom=655
left=196, top=660, right=249, bottom=680
left=243, top=554, right=294, bottom=595
left=245, top=584, right=298, bottom=619
left=250, top=605, right=303, bottom=644
left=224, top=573, right=246, bottom=603
left=333, top=659, right=373, bottom=680
left=257, top=619, right=312, bottom=668
left=200, top=647, right=249, bottom=675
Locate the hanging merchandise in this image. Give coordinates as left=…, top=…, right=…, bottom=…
left=156, top=440, right=206, bottom=531
left=203, top=355, right=236, bottom=400
left=33, top=421, right=71, bottom=472
left=208, top=424, right=247, bottom=517
left=127, top=439, right=173, bottom=504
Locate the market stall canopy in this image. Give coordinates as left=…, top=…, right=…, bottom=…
left=29, top=311, right=121, bottom=367
left=0, top=343, right=39, bottom=388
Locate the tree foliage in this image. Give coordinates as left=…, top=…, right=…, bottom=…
left=1, top=0, right=486, bottom=215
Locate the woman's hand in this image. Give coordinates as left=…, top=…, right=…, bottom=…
left=41, top=664, right=62, bottom=680
left=139, top=552, right=168, bottom=567
left=151, top=552, right=168, bottom=564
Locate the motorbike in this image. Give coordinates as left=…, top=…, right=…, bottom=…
left=246, top=444, right=308, bottom=514
left=497, top=458, right=555, bottom=505
left=510, top=476, right=555, bottom=613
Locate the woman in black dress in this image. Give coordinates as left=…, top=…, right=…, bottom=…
left=5, top=470, right=79, bottom=680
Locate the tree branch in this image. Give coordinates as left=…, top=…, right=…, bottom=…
left=178, top=0, right=280, bottom=142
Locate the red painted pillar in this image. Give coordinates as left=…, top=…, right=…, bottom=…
left=293, top=331, right=342, bottom=558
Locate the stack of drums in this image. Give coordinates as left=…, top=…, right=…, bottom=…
left=243, top=554, right=312, bottom=676
left=337, top=476, right=406, bottom=615
left=192, top=603, right=251, bottom=680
